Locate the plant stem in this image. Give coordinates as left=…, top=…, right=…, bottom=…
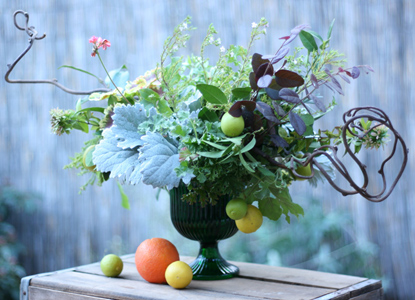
left=97, top=52, right=129, bottom=103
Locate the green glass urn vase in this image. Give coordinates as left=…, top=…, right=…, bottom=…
left=169, top=184, right=239, bottom=280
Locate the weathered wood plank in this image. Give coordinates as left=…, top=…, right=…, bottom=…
left=349, top=288, right=383, bottom=300
left=30, top=271, right=257, bottom=300
left=28, top=286, right=110, bottom=300
left=73, top=260, right=337, bottom=300
left=313, top=279, right=382, bottom=300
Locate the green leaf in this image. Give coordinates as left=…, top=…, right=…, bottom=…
left=299, top=30, right=318, bottom=52
left=76, top=96, right=90, bottom=111
left=76, top=107, right=105, bottom=114
left=198, top=107, right=219, bottom=122
left=307, top=30, right=324, bottom=42
left=239, top=152, right=254, bottom=173
left=117, top=182, right=130, bottom=210
left=139, top=88, right=173, bottom=116
left=202, top=140, right=228, bottom=150
left=196, top=84, right=227, bottom=104
left=327, top=18, right=336, bottom=41
left=259, top=197, right=283, bottom=221
left=240, top=137, right=256, bottom=153
left=59, top=65, right=104, bottom=85
left=105, top=65, right=129, bottom=89
left=231, top=87, right=252, bottom=99
left=73, top=122, right=89, bottom=133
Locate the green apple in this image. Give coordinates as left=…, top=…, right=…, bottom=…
left=83, top=145, right=96, bottom=171
left=221, top=112, right=245, bottom=137
left=295, top=164, right=312, bottom=180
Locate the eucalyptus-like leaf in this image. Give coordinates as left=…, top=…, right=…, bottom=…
left=275, top=70, right=305, bottom=88
left=289, top=111, right=306, bottom=135
left=256, top=101, right=279, bottom=123
left=279, top=88, right=300, bottom=103
left=196, top=84, right=227, bottom=104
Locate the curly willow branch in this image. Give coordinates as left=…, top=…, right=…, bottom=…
left=5, top=10, right=111, bottom=95
left=291, top=107, right=408, bottom=202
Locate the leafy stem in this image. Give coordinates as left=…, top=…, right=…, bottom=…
left=97, top=52, right=129, bottom=103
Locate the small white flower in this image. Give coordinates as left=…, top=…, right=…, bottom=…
left=173, top=45, right=179, bottom=51
left=230, top=52, right=234, bottom=58
left=216, top=38, right=221, bottom=45
left=209, top=36, right=215, bottom=43
left=252, top=22, right=258, bottom=28
left=220, top=46, right=226, bottom=53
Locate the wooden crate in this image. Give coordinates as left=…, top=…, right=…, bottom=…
left=20, top=255, right=383, bottom=300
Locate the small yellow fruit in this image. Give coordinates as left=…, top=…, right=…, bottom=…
left=221, top=112, right=245, bottom=137
left=235, top=205, right=263, bottom=234
left=165, top=261, right=193, bottom=289
left=226, top=198, right=248, bottom=220
left=100, top=254, right=123, bottom=277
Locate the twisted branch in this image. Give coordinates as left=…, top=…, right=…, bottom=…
left=5, top=10, right=111, bottom=95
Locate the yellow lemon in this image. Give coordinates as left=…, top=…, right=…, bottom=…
left=100, top=254, right=123, bottom=277
left=235, top=205, right=263, bottom=233
left=165, top=261, right=193, bottom=289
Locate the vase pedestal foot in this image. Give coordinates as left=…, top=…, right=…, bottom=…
left=189, top=242, right=239, bottom=280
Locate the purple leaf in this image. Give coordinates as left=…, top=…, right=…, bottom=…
left=257, top=74, right=273, bottom=88
left=256, top=63, right=274, bottom=78
left=275, top=69, right=305, bottom=88
left=285, top=24, right=311, bottom=45
left=271, top=134, right=289, bottom=148
left=265, top=88, right=280, bottom=100
left=229, top=101, right=256, bottom=117
left=357, top=65, right=374, bottom=74
left=338, top=73, right=350, bottom=84
left=324, top=68, right=344, bottom=95
left=279, top=88, right=300, bottom=103
left=272, top=101, right=286, bottom=116
left=249, top=72, right=258, bottom=90
left=251, top=53, right=269, bottom=73
left=256, top=101, right=279, bottom=123
left=310, top=94, right=326, bottom=112
left=263, top=47, right=290, bottom=65
left=310, top=73, right=319, bottom=88
left=289, top=111, right=306, bottom=135
left=351, top=66, right=360, bottom=79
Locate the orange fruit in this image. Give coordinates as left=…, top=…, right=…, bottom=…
left=135, top=238, right=180, bottom=283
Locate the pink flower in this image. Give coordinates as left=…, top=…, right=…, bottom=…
left=89, top=36, right=111, bottom=56
left=100, top=39, right=111, bottom=50
left=89, top=36, right=98, bottom=44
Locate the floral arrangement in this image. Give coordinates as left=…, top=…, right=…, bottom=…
left=50, top=17, right=381, bottom=225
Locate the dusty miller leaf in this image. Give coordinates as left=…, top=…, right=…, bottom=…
left=138, top=132, right=192, bottom=189
left=111, top=103, right=157, bottom=149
